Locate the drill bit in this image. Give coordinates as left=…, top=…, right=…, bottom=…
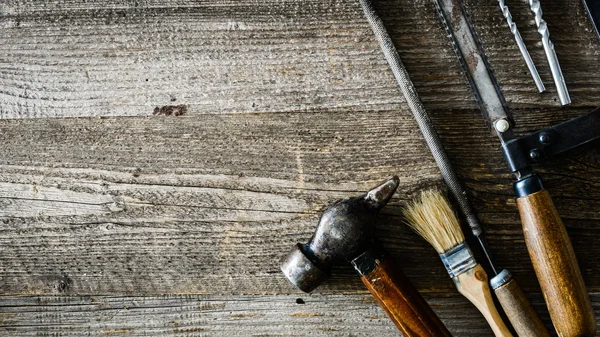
left=498, top=0, right=545, bottom=92
left=528, top=0, right=571, bottom=105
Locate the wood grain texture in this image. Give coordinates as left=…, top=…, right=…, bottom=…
left=0, top=0, right=458, bottom=118
left=1, top=0, right=599, bottom=118
left=1, top=293, right=599, bottom=336
left=495, top=278, right=551, bottom=337
left=0, top=111, right=598, bottom=297
left=0, top=293, right=550, bottom=337
left=0, top=0, right=599, bottom=336
left=358, top=257, right=453, bottom=336
left=518, top=189, right=596, bottom=337
left=0, top=111, right=445, bottom=295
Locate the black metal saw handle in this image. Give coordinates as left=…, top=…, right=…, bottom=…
left=502, top=107, right=600, bottom=173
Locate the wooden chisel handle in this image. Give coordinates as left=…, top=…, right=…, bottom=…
left=491, top=270, right=550, bottom=337
left=352, top=248, right=453, bottom=337
left=516, top=175, right=596, bottom=337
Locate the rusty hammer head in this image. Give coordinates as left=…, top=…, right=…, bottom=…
left=281, top=176, right=399, bottom=292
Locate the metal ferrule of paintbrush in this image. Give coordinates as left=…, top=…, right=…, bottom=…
left=439, top=242, right=477, bottom=279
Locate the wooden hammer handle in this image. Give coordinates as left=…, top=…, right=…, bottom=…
left=354, top=254, right=453, bottom=337
left=517, top=189, right=596, bottom=337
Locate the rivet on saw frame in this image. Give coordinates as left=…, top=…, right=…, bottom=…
left=494, top=119, right=510, bottom=133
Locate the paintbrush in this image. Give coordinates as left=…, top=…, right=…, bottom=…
left=403, top=190, right=512, bottom=337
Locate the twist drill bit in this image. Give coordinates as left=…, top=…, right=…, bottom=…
left=528, top=0, right=571, bottom=105
left=498, top=0, right=545, bottom=92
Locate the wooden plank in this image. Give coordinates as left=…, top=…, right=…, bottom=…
left=1, top=0, right=599, bottom=334
left=0, top=292, right=569, bottom=337
left=0, top=110, right=598, bottom=295
left=0, top=0, right=458, bottom=118
left=1, top=0, right=598, bottom=118
left=0, top=111, right=439, bottom=295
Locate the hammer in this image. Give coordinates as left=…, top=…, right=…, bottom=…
left=281, top=176, right=453, bottom=337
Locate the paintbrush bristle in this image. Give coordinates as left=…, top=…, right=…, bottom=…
left=402, top=190, right=464, bottom=254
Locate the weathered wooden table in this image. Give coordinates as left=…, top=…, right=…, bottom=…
left=1, top=0, right=599, bottom=336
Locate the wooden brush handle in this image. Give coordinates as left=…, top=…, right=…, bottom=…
left=517, top=188, right=596, bottom=337
left=492, top=274, right=550, bottom=337
left=454, top=265, right=512, bottom=337
left=352, top=250, right=453, bottom=337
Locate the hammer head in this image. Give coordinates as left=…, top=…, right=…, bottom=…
left=281, top=176, right=399, bottom=292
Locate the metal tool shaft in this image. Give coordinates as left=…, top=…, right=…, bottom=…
left=358, top=0, right=497, bottom=273
left=528, top=0, right=571, bottom=105
left=434, top=0, right=510, bottom=127
left=498, top=0, right=545, bottom=92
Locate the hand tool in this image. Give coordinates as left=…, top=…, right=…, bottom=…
left=528, top=0, right=571, bottom=105
left=583, top=0, right=600, bottom=40
left=497, top=0, right=545, bottom=92
left=403, top=190, right=513, bottom=337
left=358, top=0, right=551, bottom=336
left=433, top=0, right=598, bottom=335
left=280, top=177, right=453, bottom=337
